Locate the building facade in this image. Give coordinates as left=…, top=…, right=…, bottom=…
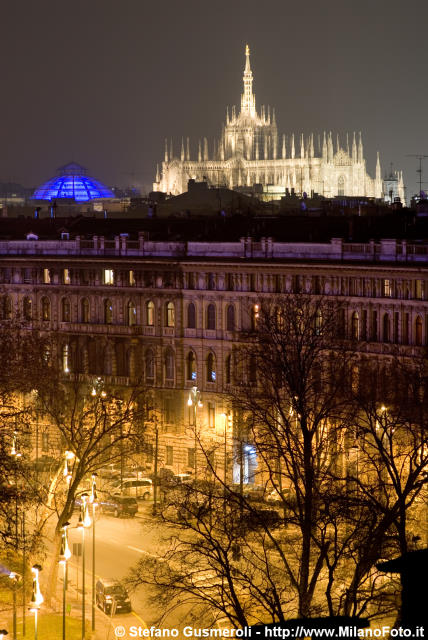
left=0, top=234, right=426, bottom=481
left=153, top=46, right=405, bottom=203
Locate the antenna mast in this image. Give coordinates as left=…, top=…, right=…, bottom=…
left=406, top=154, right=428, bottom=196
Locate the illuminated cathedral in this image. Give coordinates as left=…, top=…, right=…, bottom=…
left=153, top=46, right=404, bottom=202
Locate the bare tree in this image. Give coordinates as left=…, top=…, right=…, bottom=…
left=31, top=347, right=149, bottom=602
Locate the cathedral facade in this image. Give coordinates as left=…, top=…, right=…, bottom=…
left=153, top=46, right=405, bottom=202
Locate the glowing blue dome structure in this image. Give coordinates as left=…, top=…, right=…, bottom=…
left=33, top=162, right=115, bottom=202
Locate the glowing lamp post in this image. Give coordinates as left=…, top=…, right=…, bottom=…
left=89, top=475, right=98, bottom=633
left=59, top=522, right=71, bottom=640
left=187, top=387, right=202, bottom=480
left=29, top=564, right=43, bottom=640
left=77, top=494, right=91, bottom=640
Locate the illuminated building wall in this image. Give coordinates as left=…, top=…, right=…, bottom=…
left=0, top=236, right=425, bottom=479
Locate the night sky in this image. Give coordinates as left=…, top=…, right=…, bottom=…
left=2, top=0, right=428, bottom=200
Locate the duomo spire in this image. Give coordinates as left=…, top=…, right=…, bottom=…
left=241, top=44, right=256, bottom=117
left=154, top=47, right=401, bottom=202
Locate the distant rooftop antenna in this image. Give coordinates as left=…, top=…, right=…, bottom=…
left=406, top=154, right=428, bottom=195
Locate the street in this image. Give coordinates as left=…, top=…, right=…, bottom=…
left=66, top=503, right=206, bottom=637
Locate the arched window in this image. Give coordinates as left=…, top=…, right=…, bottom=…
left=206, top=304, right=216, bottom=330
left=23, top=297, right=32, bottom=320
left=338, top=175, right=345, bottom=196
left=81, top=298, right=90, bottom=323
left=187, top=302, right=196, bottom=329
left=166, top=302, right=175, bottom=328
left=3, top=296, right=12, bottom=320
left=62, top=344, right=70, bottom=373
left=275, top=306, right=284, bottom=331
left=146, top=301, right=155, bottom=326
left=104, top=344, right=113, bottom=375
left=226, top=305, right=235, bottom=331
left=315, top=309, right=323, bottom=336
left=61, top=297, right=71, bottom=322
left=127, top=300, right=137, bottom=326
left=145, top=349, right=155, bottom=380
left=41, top=297, right=50, bottom=321
left=248, top=355, right=257, bottom=384
left=104, top=299, right=113, bottom=324
left=382, top=313, right=390, bottom=343
left=415, top=315, right=423, bottom=346
left=225, top=354, right=232, bottom=384
left=351, top=312, right=360, bottom=340
left=206, top=352, right=216, bottom=382
left=164, top=348, right=175, bottom=380
left=251, top=304, right=259, bottom=331
left=186, top=351, right=197, bottom=381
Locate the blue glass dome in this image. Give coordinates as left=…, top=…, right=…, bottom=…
left=33, top=162, right=116, bottom=202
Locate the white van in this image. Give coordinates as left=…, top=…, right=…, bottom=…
left=113, top=478, right=152, bottom=500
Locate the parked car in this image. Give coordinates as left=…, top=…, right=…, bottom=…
left=95, top=578, right=131, bottom=614
left=227, top=483, right=266, bottom=502
left=240, top=507, right=282, bottom=530
left=99, top=494, right=138, bottom=517
left=172, top=473, right=193, bottom=484
left=111, top=478, right=152, bottom=500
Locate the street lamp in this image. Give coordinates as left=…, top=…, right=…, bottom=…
left=77, top=494, right=91, bottom=640
left=187, top=387, right=202, bottom=480
left=10, top=432, right=22, bottom=640
left=63, top=451, right=75, bottom=484
left=8, top=573, right=20, bottom=640
left=59, top=522, right=71, bottom=640
left=152, top=413, right=159, bottom=516
left=29, top=565, right=43, bottom=640
left=89, top=475, right=98, bottom=633
left=220, top=413, right=228, bottom=494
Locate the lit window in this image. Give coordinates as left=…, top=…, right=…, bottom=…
left=62, top=344, right=70, bottom=373
left=207, top=352, right=216, bottom=382
left=104, top=269, right=114, bottom=285
left=166, top=302, right=175, bottom=328
left=251, top=304, right=259, bottom=330
left=146, top=301, right=155, bottom=326
left=129, top=270, right=135, bottom=286
left=187, top=351, right=196, bottom=381
left=415, top=279, right=424, bottom=300
left=315, top=309, right=323, bottom=335
left=128, top=301, right=137, bottom=326
left=383, top=279, right=392, bottom=297
left=43, top=268, right=51, bottom=284
left=41, top=297, right=50, bottom=321
left=63, top=269, right=71, bottom=285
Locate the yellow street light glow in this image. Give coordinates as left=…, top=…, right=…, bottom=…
left=187, top=395, right=192, bottom=407
left=91, top=387, right=97, bottom=396
left=31, top=566, right=43, bottom=606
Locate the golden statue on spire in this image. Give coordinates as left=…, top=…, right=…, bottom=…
left=246, top=44, right=250, bottom=56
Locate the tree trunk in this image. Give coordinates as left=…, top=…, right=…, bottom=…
left=44, top=529, right=62, bottom=607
